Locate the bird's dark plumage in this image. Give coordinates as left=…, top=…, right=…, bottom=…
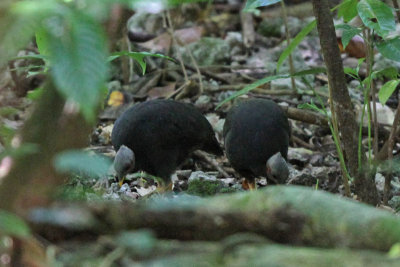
left=112, top=99, right=223, bottom=183
left=223, top=99, right=290, bottom=187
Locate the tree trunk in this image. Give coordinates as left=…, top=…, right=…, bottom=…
left=0, top=81, right=94, bottom=213
left=311, top=0, right=379, bottom=205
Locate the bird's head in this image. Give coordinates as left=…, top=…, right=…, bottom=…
left=114, top=145, right=135, bottom=185
left=266, top=152, right=289, bottom=184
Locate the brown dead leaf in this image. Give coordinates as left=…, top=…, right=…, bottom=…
left=147, top=82, right=176, bottom=99
left=140, top=26, right=204, bottom=52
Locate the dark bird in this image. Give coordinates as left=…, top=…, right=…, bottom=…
left=223, top=99, right=290, bottom=190
left=111, top=99, right=223, bottom=188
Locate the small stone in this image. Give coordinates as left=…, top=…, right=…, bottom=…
left=388, top=196, right=400, bottom=212
left=124, top=191, right=140, bottom=200
left=375, top=173, right=385, bottom=193
left=257, top=178, right=267, bottom=187
left=135, top=185, right=157, bottom=197
left=220, top=178, right=236, bottom=186
left=288, top=147, right=313, bottom=165
left=188, top=171, right=217, bottom=182
left=119, top=183, right=131, bottom=193
left=103, top=192, right=121, bottom=201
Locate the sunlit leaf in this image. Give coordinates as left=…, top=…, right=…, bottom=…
left=388, top=243, right=400, bottom=258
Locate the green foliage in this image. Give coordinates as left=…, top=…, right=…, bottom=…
left=0, top=210, right=31, bottom=238
left=277, top=20, right=317, bottom=72
left=379, top=80, right=400, bottom=105
left=335, top=24, right=362, bottom=50
left=372, top=67, right=399, bottom=81
left=55, top=182, right=102, bottom=201
left=216, top=74, right=289, bottom=109
left=377, top=38, right=400, bottom=63
left=338, top=0, right=358, bottom=22
left=53, top=150, right=112, bottom=179
left=388, top=243, right=400, bottom=258
left=357, top=0, right=395, bottom=37
left=187, top=179, right=223, bottom=197
left=216, top=68, right=326, bottom=109
left=45, top=10, right=108, bottom=122
left=0, top=144, right=40, bottom=160
left=109, top=51, right=176, bottom=75
left=26, top=87, right=45, bottom=100
left=298, top=100, right=325, bottom=116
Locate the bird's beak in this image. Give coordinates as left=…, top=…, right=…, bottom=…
left=118, top=176, right=125, bottom=187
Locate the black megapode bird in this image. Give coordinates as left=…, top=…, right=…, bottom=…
left=111, top=99, right=223, bottom=188
left=223, top=99, right=290, bottom=190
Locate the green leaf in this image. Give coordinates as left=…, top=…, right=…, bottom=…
left=292, top=67, right=326, bottom=76
left=298, top=101, right=325, bottom=115
left=244, top=0, right=281, bottom=11
left=215, top=68, right=325, bottom=109
left=35, top=28, right=50, bottom=59
left=344, top=67, right=358, bottom=78
left=338, top=0, right=358, bottom=22
left=109, top=51, right=175, bottom=75
left=27, top=87, right=45, bottom=100
left=0, top=210, right=31, bottom=238
left=0, top=143, right=39, bottom=160
left=45, top=10, right=108, bottom=122
left=54, top=150, right=112, bottom=178
left=277, top=20, right=316, bottom=72
left=377, top=38, right=400, bottom=62
left=378, top=80, right=400, bottom=105
left=335, top=24, right=362, bottom=50
left=372, top=67, right=399, bottom=80
left=0, top=1, right=49, bottom=64
left=215, top=74, right=289, bottom=109
left=388, top=243, right=400, bottom=258
left=357, top=0, right=395, bottom=37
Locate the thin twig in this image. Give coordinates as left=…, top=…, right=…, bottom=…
left=164, top=11, right=189, bottom=82
left=194, top=151, right=230, bottom=178
left=384, top=93, right=400, bottom=204
left=392, top=0, right=400, bottom=22
left=365, top=29, right=379, bottom=157
left=281, top=1, right=298, bottom=95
